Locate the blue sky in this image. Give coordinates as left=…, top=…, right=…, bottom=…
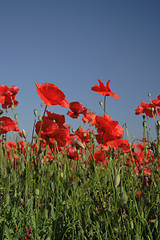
left=0, top=0, right=160, bottom=141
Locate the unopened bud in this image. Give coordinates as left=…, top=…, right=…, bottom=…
left=22, top=129, right=27, bottom=139
left=99, top=101, right=103, bottom=107
left=71, top=128, right=75, bottom=133
left=75, top=140, right=85, bottom=149
left=38, top=115, right=42, bottom=121
left=35, top=188, right=40, bottom=196
left=148, top=93, right=151, bottom=97
left=151, top=107, right=154, bottom=112
left=15, top=114, right=18, bottom=120
left=115, top=174, right=120, bottom=188
left=34, top=109, right=37, bottom=116
left=90, top=133, right=93, bottom=138
left=11, top=104, right=14, bottom=109
left=83, top=132, right=87, bottom=139
left=121, top=190, right=128, bottom=204
left=41, top=103, right=44, bottom=108
left=143, top=121, right=146, bottom=127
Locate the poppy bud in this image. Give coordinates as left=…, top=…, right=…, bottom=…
left=15, top=114, right=18, bottom=120
left=22, top=129, right=27, bottom=139
left=11, top=104, right=14, bottom=109
left=148, top=93, right=151, bottom=97
left=99, top=101, right=103, bottom=107
left=90, top=133, right=94, bottom=139
left=41, top=103, right=44, bottom=108
left=71, top=128, right=75, bottom=133
left=38, top=115, right=42, bottom=121
left=151, top=107, right=154, bottom=112
left=34, top=109, right=37, bottom=117
left=75, top=140, right=85, bottom=149
left=115, top=174, right=120, bottom=187
left=35, top=188, right=40, bottom=196
left=130, top=220, right=134, bottom=229
left=121, top=188, right=128, bottom=204
left=143, top=121, right=146, bottom=127
left=83, top=132, right=87, bottom=139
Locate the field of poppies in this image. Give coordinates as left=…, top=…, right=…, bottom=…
left=0, top=80, right=160, bottom=240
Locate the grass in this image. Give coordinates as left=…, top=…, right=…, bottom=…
left=0, top=132, right=160, bottom=240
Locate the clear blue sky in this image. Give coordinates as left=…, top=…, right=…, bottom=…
left=0, top=0, right=160, bottom=141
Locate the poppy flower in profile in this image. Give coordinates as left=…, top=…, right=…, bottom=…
left=35, top=83, right=69, bottom=108
left=91, top=80, right=119, bottom=100
left=82, top=111, right=96, bottom=126
left=67, top=102, right=87, bottom=119
left=152, top=95, right=160, bottom=106
left=0, top=116, right=20, bottom=134
left=0, top=85, right=19, bottom=109
left=135, top=102, right=156, bottom=118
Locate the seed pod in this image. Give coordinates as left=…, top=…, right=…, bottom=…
left=130, top=220, right=134, bottom=229
left=115, top=174, right=120, bottom=187
left=121, top=190, right=128, bottom=204
left=35, top=188, right=40, bottom=196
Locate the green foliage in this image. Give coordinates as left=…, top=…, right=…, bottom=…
left=0, top=143, right=160, bottom=240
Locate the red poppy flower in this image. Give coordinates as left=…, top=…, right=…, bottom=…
left=82, top=111, right=96, bottom=126
left=25, top=226, right=32, bottom=239
left=135, top=102, right=156, bottom=118
left=35, top=83, right=69, bottom=107
left=95, top=114, right=123, bottom=144
left=67, top=145, right=81, bottom=160
left=91, top=80, right=119, bottom=100
left=75, top=128, right=90, bottom=143
left=67, top=102, right=87, bottom=119
left=105, top=139, right=129, bottom=151
left=0, top=85, right=19, bottom=109
left=0, top=116, right=20, bottom=134
left=152, top=95, right=160, bottom=106
left=94, top=149, right=108, bottom=164
left=46, top=110, right=65, bottom=127
left=7, top=141, right=17, bottom=150
left=35, top=117, right=59, bottom=138
left=49, top=128, right=67, bottom=147
left=35, top=116, right=67, bottom=147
